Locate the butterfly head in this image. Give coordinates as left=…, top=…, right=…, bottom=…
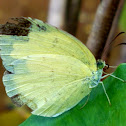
left=96, top=59, right=105, bottom=70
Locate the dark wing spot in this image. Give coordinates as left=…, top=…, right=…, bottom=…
left=4, top=70, right=13, bottom=75
left=92, top=71, right=95, bottom=74
left=44, top=98, right=47, bottom=102
left=52, top=38, right=58, bottom=47
left=37, top=24, right=46, bottom=31
left=11, top=94, right=24, bottom=107
left=0, top=17, right=31, bottom=36
left=58, top=93, right=61, bottom=95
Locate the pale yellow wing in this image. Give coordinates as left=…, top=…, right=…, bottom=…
left=3, top=54, right=92, bottom=117
left=0, top=17, right=96, bottom=72
left=0, top=17, right=97, bottom=117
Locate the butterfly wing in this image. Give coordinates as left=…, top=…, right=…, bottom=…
left=0, top=17, right=96, bottom=72
left=0, top=17, right=97, bottom=117
left=3, top=54, right=92, bottom=117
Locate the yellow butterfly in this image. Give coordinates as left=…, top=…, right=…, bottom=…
left=0, top=17, right=123, bottom=117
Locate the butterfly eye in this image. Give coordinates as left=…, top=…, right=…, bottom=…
left=96, top=60, right=105, bottom=69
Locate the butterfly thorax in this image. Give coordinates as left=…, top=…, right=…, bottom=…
left=89, top=60, right=105, bottom=88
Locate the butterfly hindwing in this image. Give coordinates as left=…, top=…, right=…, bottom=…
left=3, top=54, right=92, bottom=117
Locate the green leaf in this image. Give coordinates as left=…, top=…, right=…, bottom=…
left=20, top=64, right=126, bottom=126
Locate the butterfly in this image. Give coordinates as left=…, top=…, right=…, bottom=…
left=0, top=17, right=124, bottom=117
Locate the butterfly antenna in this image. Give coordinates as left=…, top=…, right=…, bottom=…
left=103, top=32, right=125, bottom=58
left=110, top=32, right=125, bottom=44
left=100, top=82, right=111, bottom=105
left=115, top=42, right=126, bottom=47
left=80, top=94, right=90, bottom=109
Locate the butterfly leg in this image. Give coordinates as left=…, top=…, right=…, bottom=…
left=99, top=81, right=111, bottom=105
left=102, top=72, right=125, bottom=82
left=80, top=93, right=90, bottom=109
